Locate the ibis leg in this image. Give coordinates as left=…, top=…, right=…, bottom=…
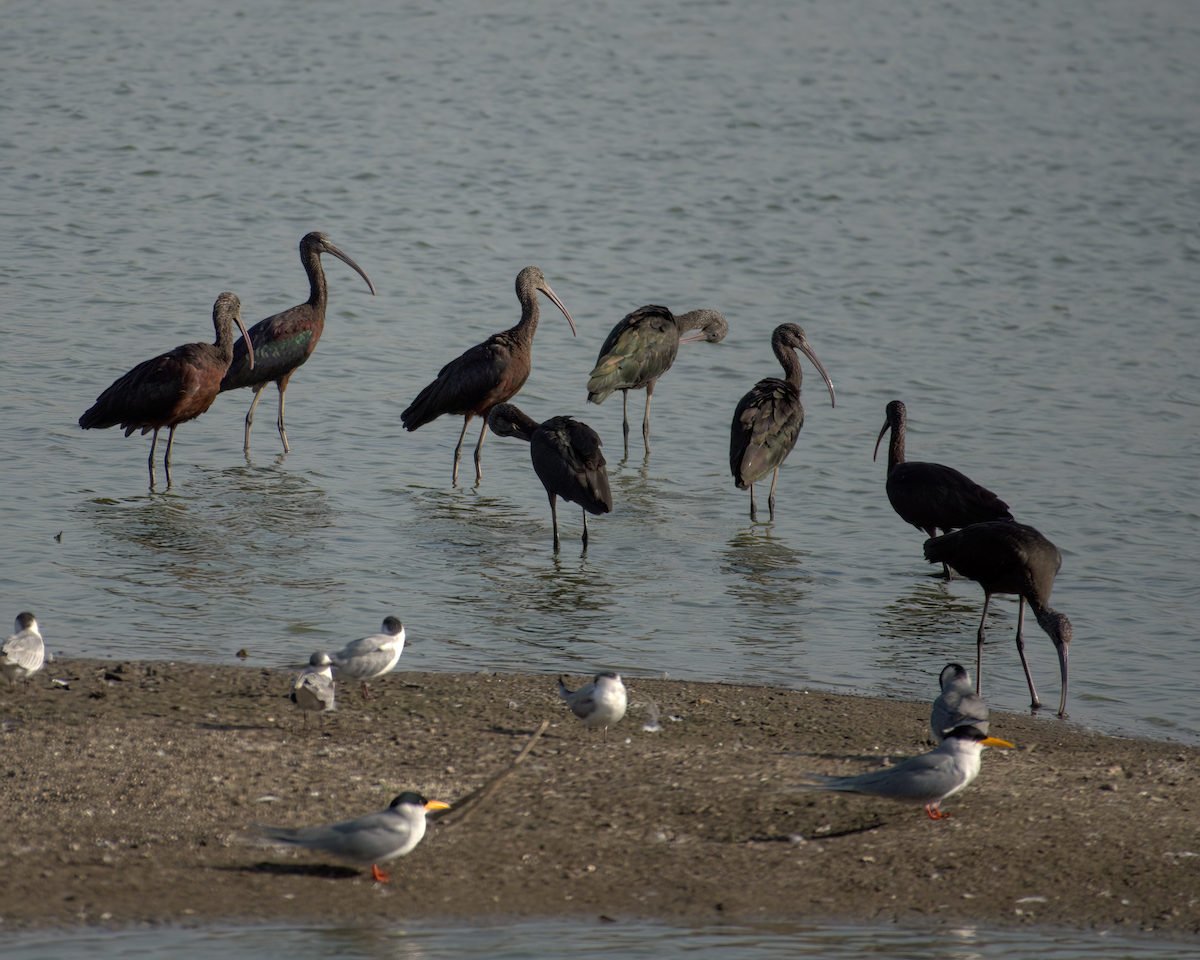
left=642, top=379, right=655, bottom=450
left=621, top=390, right=630, bottom=453
left=975, top=593, right=993, bottom=694
left=1014, top=597, right=1043, bottom=710
left=581, top=507, right=589, bottom=550
left=163, top=425, right=178, bottom=489
left=243, top=384, right=267, bottom=453
left=276, top=379, right=291, bottom=454
left=766, top=466, right=780, bottom=522
left=147, top=428, right=160, bottom=490
left=451, top=415, right=473, bottom=487
left=473, top=420, right=489, bottom=485
left=548, top=493, right=560, bottom=551
left=748, top=483, right=757, bottom=522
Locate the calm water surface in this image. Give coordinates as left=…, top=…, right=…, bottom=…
left=3, top=0, right=1199, bottom=953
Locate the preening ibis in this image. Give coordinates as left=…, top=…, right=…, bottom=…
left=874, top=400, right=1013, bottom=577
left=219, top=232, right=375, bottom=454
left=79, top=292, right=254, bottom=490
left=924, top=521, right=1072, bottom=717
left=487, top=402, right=612, bottom=552
left=730, top=323, right=835, bottom=522
left=400, top=266, right=576, bottom=487
left=586, top=305, right=728, bottom=455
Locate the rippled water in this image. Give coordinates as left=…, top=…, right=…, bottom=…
left=4, top=921, right=1196, bottom=960
left=3, top=0, right=1200, bottom=952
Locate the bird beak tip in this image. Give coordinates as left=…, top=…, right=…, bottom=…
left=982, top=737, right=1016, bottom=749
left=425, top=800, right=451, bottom=811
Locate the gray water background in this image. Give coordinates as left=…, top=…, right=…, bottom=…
left=3, top=0, right=1199, bottom=954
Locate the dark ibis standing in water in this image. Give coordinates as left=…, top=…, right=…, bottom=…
left=874, top=399, right=1013, bottom=577
left=219, top=231, right=375, bottom=454
left=924, top=521, right=1072, bottom=717
left=586, top=305, right=728, bottom=455
left=729, top=323, right=835, bottom=522
left=401, top=266, right=577, bottom=486
left=487, top=402, right=612, bottom=551
left=79, top=292, right=255, bottom=490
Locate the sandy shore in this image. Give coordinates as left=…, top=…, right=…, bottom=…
left=0, top=658, right=1197, bottom=937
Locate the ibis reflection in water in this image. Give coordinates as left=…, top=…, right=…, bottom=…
left=874, top=400, right=1013, bottom=577
left=729, top=323, right=835, bottom=523
left=401, top=267, right=577, bottom=487
left=79, top=292, right=255, bottom=490
left=488, top=402, right=612, bottom=552
left=219, top=232, right=376, bottom=454
left=924, top=520, right=1072, bottom=718
left=586, top=304, right=728, bottom=456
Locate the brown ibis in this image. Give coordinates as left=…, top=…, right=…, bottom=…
left=729, top=323, right=835, bottom=522
left=219, top=231, right=375, bottom=454
left=924, top=521, right=1072, bottom=717
left=401, top=266, right=576, bottom=486
left=586, top=305, right=728, bottom=454
left=487, top=402, right=612, bottom=551
left=79, top=292, right=255, bottom=490
left=874, top=400, right=1013, bottom=577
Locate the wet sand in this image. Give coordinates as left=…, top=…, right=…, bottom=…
left=0, top=659, right=1197, bottom=937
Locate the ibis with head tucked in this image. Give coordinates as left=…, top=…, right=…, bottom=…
left=219, top=231, right=375, bottom=454
left=924, top=521, right=1072, bottom=717
left=401, top=266, right=576, bottom=486
left=730, top=323, right=835, bottom=522
left=488, top=402, right=612, bottom=552
left=80, top=292, right=254, bottom=490
left=874, top=400, right=1013, bottom=577
left=586, top=305, right=728, bottom=455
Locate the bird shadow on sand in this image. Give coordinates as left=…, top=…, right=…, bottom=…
left=220, top=861, right=360, bottom=880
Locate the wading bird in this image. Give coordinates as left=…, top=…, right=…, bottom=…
left=326, top=616, right=405, bottom=701
left=558, top=673, right=627, bottom=739
left=79, top=292, right=254, bottom=490
left=924, top=521, right=1072, bottom=717
left=487, top=402, right=612, bottom=551
left=795, top=725, right=1014, bottom=820
left=252, top=792, right=450, bottom=882
left=401, top=267, right=576, bottom=486
left=730, top=324, right=835, bottom=522
left=2, top=612, right=45, bottom=689
left=874, top=400, right=1013, bottom=577
left=586, top=305, right=728, bottom=455
left=219, top=232, right=375, bottom=454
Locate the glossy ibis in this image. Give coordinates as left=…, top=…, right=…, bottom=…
left=400, top=266, right=576, bottom=486
left=730, top=323, right=835, bottom=522
left=291, top=651, right=336, bottom=728
left=253, top=792, right=450, bottom=883
left=586, top=305, right=728, bottom=454
left=930, top=663, right=988, bottom=744
left=488, top=402, right=612, bottom=552
left=874, top=400, right=1013, bottom=577
left=2, top=612, right=44, bottom=688
left=558, top=672, right=627, bottom=739
left=79, top=292, right=255, bottom=490
left=924, top=521, right=1072, bottom=717
left=326, top=616, right=405, bottom=700
left=219, top=231, right=376, bottom=454
left=796, top=725, right=1015, bottom=820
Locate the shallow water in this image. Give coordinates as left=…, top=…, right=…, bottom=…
left=4, top=921, right=1195, bottom=960
left=3, top=0, right=1199, bottom=952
